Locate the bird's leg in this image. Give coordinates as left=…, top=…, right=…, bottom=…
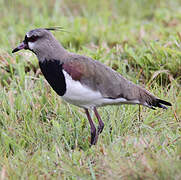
left=93, top=107, right=104, bottom=134
left=84, top=108, right=97, bottom=145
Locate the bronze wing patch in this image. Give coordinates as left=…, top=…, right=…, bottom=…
left=63, top=61, right=86, bottom=81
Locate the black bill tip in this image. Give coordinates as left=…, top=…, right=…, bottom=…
left=12, top=47, right=19, bottom=53
left=12, top=42, right=28, bottom=53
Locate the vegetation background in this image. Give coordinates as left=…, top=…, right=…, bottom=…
left=0, top=0, right=181, bottom=179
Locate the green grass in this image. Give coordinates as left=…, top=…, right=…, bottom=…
left=0, top=0, right=181, bottom=179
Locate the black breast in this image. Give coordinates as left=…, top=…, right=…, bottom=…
left=39, top=59, right=66, bottom=96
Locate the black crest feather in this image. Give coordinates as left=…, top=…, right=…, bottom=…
left=45, top=27, right=69, bottom=33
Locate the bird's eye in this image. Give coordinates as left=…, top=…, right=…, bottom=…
left=28, top=35, right=38, bottom=42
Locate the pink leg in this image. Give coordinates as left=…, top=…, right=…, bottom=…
left=93, top=107, right=104, bottom=134
left=85, top=108, right=97, bottom=145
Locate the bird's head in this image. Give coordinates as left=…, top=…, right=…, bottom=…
left=12, top=27, right=66, bottom=59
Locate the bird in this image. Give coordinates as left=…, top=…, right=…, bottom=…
left=12, top=28, right=172, bottom=145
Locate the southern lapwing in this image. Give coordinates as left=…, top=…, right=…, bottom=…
left=12, top=28, right=172, bottom=145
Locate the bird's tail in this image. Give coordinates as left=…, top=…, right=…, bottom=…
left=138, top=87, right=172, bottom=110
left=150, top=98, right=172, bottom=110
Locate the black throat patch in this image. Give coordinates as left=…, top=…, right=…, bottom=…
left=39, top=59, right=66, bottom=96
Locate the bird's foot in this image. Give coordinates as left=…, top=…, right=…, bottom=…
left=91, top=134, right=98, bottom=145
left=90, top=125, right=104, bottom=146
left=90, top=129, right=97, bottom=145
left=97, top=122, right=104, bottom=134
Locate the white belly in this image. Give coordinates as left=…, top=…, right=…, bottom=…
left=62, top=70, right=103, bottom=108
left=62, top=70, right=141, bottom=108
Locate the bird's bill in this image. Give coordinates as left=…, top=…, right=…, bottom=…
left=12, top=41, right=28, bottom=53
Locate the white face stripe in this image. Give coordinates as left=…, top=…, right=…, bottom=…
left=28, top=42, right=35, bottom=50
left=26, top=32, right=31, bottom=38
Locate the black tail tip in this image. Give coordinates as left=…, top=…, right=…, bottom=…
left=157, top=99, right=172, bottom=106
left=156, top=99, right=172, bottom=109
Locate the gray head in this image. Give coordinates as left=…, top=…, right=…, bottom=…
left=12, top=28, right=67, bottom=60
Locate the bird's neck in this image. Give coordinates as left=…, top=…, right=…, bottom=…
left=36, top=40, right=68, bottom=63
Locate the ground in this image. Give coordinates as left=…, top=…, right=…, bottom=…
left=0, top=0, right=181, bottom=179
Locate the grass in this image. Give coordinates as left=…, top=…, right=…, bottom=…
left=0, top=0, right=181, bottom=179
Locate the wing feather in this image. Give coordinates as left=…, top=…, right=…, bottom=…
left=62, top=54, right=171, bottom=109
